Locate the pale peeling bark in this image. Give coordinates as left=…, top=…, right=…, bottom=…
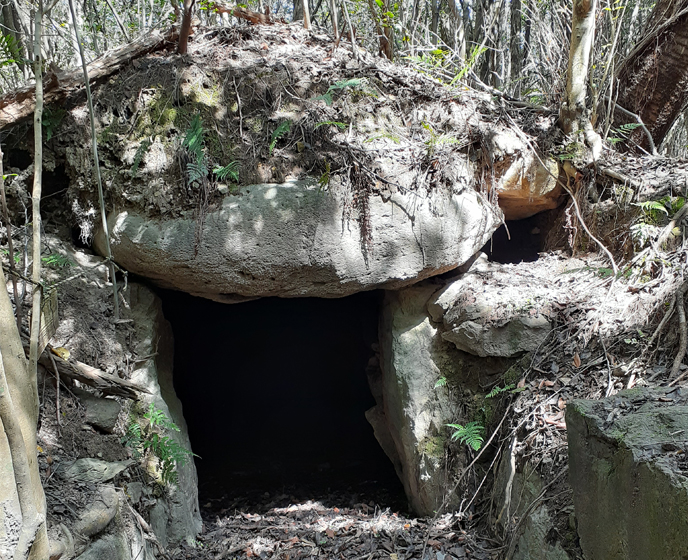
left=561, top=0, right=602, bottom=159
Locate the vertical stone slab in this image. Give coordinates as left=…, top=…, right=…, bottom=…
left=129, top=283, right=202, bottom=546
left=378, top=285, right=461, bottom=515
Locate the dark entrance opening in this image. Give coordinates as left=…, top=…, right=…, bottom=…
left=482, top=216, right=543, bottom=264
left=161, top=290, right=406, bottom=511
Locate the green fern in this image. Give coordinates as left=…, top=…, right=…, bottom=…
left=485, top=382, right=515, bottom=399
left=269, top=120, right=292, bottom=154
left=123, top=403, right=197, bottom=487
left=364, top=131, right=401, bottom=144
left=608, top=122, right=641, bottom=145
left=318, top=158, right=331, bottom=190
left=182, top=114, right=205, bottom=159
left=0, top=32, right=21, bottom=69
left=131, top=139, right=152, bottom=177
left=314, top=78, right=364, bottom=106
left=434, top=377, right=447, bottom=389
left=182, top=115, right=209, bottom=186
left=42, top=253, right=73, bottom=269
left=314, top=121, right=347, bottom=130
left=447, top=421, right=484, bottom=451
left=43, top=107, right=65, bottom=142
left=213, top=161, right=239, bottom=181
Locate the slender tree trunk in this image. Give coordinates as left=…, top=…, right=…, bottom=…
left=0, top=142, right=22, bottom=332
left=561, top=0, right=602, bottom=159
left=303, top=0, right=311, bottom=28
left=177, top=0, right=195, bottom=54
left=510, top=0, right=522, bottom=96
left=0, top=342, right=40, bottom=560
left=615, top=0, right=688, bottom=151
left=69, top=0, right=120, bottom=320
left=430, top=0, right=439, bottom=44
left=366, top=0, right=393, bottom=58
left=0, top=5, right=50, bottom=557
left=330, top=0, right=339, bottom=39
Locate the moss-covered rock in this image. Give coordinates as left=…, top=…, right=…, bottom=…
left=567, top=387, right=688, bottom=560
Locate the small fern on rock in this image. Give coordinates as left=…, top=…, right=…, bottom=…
left=123, top=403, right=197, bottom=486
left=446, top=421, right=484, bottom=451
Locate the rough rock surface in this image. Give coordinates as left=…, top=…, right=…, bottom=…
left=493, top=456, right=570, bottom=560
left=567, top=387, right=688, bottom=560
left=72, top=486, right=119, bottom=538
left=377, top=284, right=460, bottom=515
left=428, top=254, right=554, bottom=357
left=483, top=130, right=563, bottom=220
left=128, top=283, right=203, bottom=545
left=74, top=532, right=131, bottom=560
left=74, top=388, right=122, bottom=433
left=95, top=181, right=499, bottom=301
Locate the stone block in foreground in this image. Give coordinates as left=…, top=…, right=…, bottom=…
left=566, top=387, right=688, bottom=560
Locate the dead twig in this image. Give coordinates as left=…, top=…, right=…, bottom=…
left=47, top=351, right=61, bottom=436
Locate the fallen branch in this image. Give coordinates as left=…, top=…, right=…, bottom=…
left=0, top=28, right=177, bottom=130
left=39, top=345, right=150, bottom=399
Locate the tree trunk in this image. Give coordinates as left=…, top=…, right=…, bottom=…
left=293, top=0, right=303, bottom=22
left=177, top=0, right=195, bottom=54
left=510, top=0, right=522, bottom=96
left=0, top=8, right=49, bottom=555
left=560, top=0, right=602, bottom=159
left=303, top=0, right=311, bottom=29
left=615, top=0, right=688, bottom=151
left=366, top=0, right=393, bottom=59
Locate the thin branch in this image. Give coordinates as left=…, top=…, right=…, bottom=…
left=68, top=0, right=120, bottom=320
left=611, top=98, right=657, bottom=156
left=103, top=0, right=131, bottom=41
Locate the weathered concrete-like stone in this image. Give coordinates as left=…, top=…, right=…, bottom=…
left=95, top=180, right=500, bottom=302
left=73, top=486, right=119, bottom=538
left=567, top=387, right=688, bottom=560
left=442, top=316, right=551, bottom=358
left=483, top=129, right=563, bottom=220
left=74, top=533, right=130, bottom=560
left=74, top=388, right=121, bottom=433
left=428, top=258, right=553, bottom=357
left=63, top=458, right=133, bottom=483
left=378, top=285, right=461, bottom=515
left=128, top=283, right=202, bottom=545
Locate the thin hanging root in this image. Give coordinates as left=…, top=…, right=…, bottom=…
left=669, top=281, right=688, bottom=385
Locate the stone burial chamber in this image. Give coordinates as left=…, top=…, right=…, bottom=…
left=160, top=288, right=406, bottom=504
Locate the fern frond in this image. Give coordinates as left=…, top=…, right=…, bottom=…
left=131, top=139, right=152, bottom=177
left=187, top=161, right=209, bottom=185
left=447, top=421, right=484, bottom=451
left=486, top=382, right=515, bottom=399
left=269, top=121, right=292, bottom=154
left=213, top=161, right=239, bottom=181
left=314, top=120, right=347, bottom=130
left=434, top=377, right=447, bottom=389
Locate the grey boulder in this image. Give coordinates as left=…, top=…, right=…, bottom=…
left=94, top=180, right=500, bottom=301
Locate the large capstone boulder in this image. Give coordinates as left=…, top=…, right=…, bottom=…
left=567, top=387, right=688, bottom=560
left=95, top=180, right=499, bottom=301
